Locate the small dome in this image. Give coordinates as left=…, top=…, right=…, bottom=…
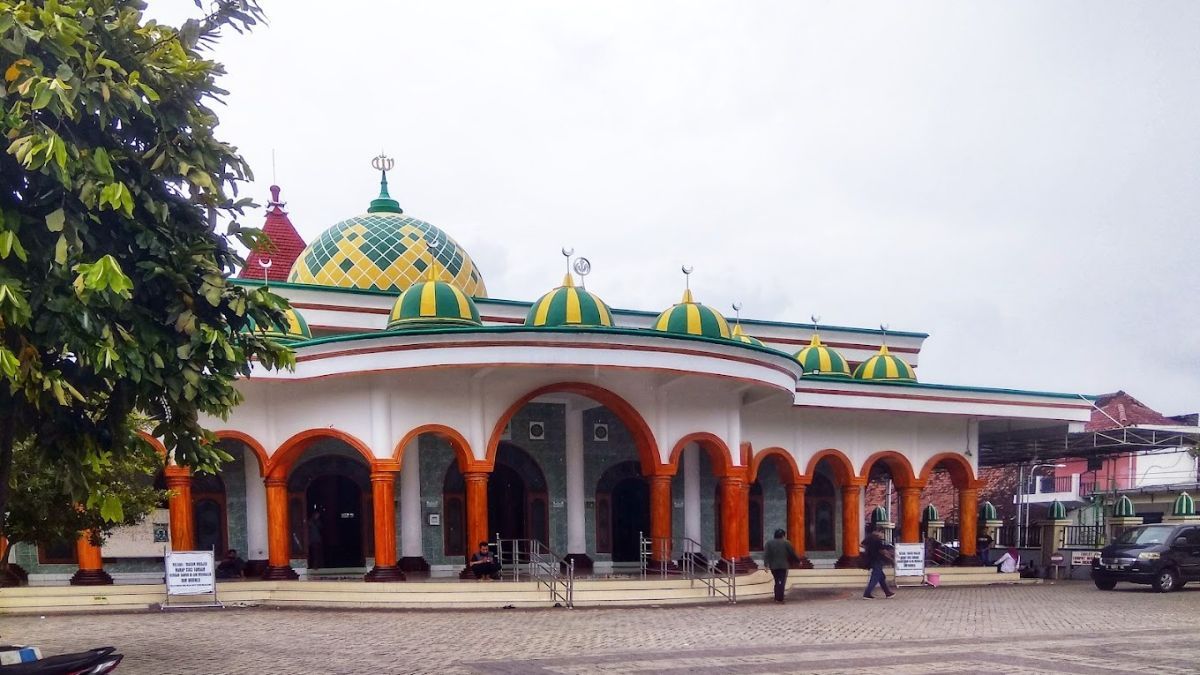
left=1113, top=495, right=1137, bottom=518
left=387, top=266, right=481, bottom=330
left=978, top=501, right=999, bottom=522
left=653, top=289, right=731, bottom=339
left=242, top=307, right=311, bottom=343
left=1048, top=499, right=1067, bottom=520
left=921, top=504, right=940, bottom=522
left=1173, top=492, right=1196, bottom=517
left=794, top=334, right=851, bottom=377
left=287, top=169, right=486, bottom=297
left=869, top=506, right=889, bottom=524
left=525, top=274, right=614, bottom=328
left=853, top=344, right=916, bottom=382
left=730, top=323, right=764, bottom=347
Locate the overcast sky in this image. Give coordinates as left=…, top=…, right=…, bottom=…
left=152, top=1, right=1199, bottom=414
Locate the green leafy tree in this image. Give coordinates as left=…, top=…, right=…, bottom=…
left=0, top=0, right=294, bottom=543
left=2, top=437, right=166, bottom=579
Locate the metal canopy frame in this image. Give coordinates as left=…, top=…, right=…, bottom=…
left=980, top=425, right=1199, bottom=467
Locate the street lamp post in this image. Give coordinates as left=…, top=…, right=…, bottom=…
left=1018, top=462, right=1067, bottom=548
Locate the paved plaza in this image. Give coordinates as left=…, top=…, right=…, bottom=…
left=3, top=581, right=1199, bottom=674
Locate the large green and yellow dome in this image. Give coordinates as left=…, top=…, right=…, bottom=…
left=287, top=173, right=487, bottom=296
left=852, top=344, right=917, bottom=382
left=653, top=289, right=731, bottom=340
left=387, top=266, right=482, bottom=330
left=795, top=334, right=851, bottom=377
left=525, top=274, right=614, bottom=328
left=241, top=307, right=311, bottom=343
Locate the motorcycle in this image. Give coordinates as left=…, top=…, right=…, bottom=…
left=0, top=647, right=122, bottom=674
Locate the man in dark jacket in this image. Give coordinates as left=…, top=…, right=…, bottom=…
left=763, top=528, right=800, bottom=603
left=861, top=525, right=895, bottom=599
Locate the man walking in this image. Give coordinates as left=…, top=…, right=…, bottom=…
left=862, top=525, right=895, bottom=599
left=763, top=528, right=801, bottom=603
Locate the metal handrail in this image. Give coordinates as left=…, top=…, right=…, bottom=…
left=638, top=532, right=736, bottom=603
left=493, top=536, right=574, bottom=608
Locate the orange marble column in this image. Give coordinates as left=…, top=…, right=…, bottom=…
left=899, top=487, right=923, bottom=543
left=719, top=476, right=757, bottom=572
left=262, top=474, right=298, bottom=580
left=69, top=531, right=112, bottom=585
left=163, top=465, right=195, bottom=551
left=648, top=474, right=672, bottom=564
left=957, top=486, right=980, bottom=564
left=786, top=483, right=813, bottom=568
left=835, top=483, right=863, bottom=568
left=366, top=467, right=404, bottom=581
left=463, top=471, right=490, bottom=554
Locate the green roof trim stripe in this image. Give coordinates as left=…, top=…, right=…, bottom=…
left=230, top=278, right=929, bottom=338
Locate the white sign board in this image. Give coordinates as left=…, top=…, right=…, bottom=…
left=894, top=543, right=925, bottom=577
left=165, top=551, right=215, bottom=596
left=102, top=508, right=171, bottom=557
left=1071, top=550, right=1101, bottom=566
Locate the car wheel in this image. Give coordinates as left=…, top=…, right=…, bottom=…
left=1151, top=568, right=1179, bottom=593
left=1094, top=579, right=1117, bottom=591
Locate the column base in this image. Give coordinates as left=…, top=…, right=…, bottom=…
left=834, top=555, right=862, bottom=569
left=716, top=556, right=758, bottom=574
left=70, top=568, right=113, bottom=586
left=364, top=565, right=406, bottom=582
left=244, top=559, right=269, bottom=578
left=644, top=559, right=682, bottom=576
left=399, top=556, right=430, bottom=573
left=0, top=564, right=27, bottom=587
left=790, top=556, right=814, bottom=570
left=563, top=553, right=593, bottom=573
left=261, top=565, right=299, bottom=581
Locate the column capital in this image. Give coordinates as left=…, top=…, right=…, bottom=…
left=370, top=470, right=398, bottom=484
left=163, top=464, right=191, bottom=485
left=372, top=459, right=401, bottom=474
left=462, top=470, right=490, bottom=482
left=265, top=475, right=288, bottom=488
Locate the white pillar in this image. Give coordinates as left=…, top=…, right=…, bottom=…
left=683, top=443, right=701, bottom=551
left=243, top=450, right=268, bottom=561
left=566, top=406, right=585, bottom=554
left=400, top=440, right=422, bottom=558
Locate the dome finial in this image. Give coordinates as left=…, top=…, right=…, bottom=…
left=561, top=247, right=575, bottom=287
left=368, top=153, right=403, bottom=214
left=680, top=264, right=694, bottom=303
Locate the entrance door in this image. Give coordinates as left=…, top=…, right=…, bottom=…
left=194, top=499, right=225, bottom=553
left=806, top=473, right=836, bottom=550
left=611, top=477, right=650, bottom=562
left=306, top=475, right=365, bottom=569
left=488, top=463, right=527, bottom=541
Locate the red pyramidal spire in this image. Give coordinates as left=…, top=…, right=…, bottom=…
left=240, top=184, right=307, bottom=283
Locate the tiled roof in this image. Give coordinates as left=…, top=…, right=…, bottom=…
left=239, top=185, right=307, bottom=283
left=1085, top=390, right=1179, bottom=431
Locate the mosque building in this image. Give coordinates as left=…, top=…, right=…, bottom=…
left=17, top=159, right=1095, bottom=585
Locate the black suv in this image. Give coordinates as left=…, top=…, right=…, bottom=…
left=1091, top=523, right=1200, bottom=592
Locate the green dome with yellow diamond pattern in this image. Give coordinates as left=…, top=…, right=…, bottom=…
left=388, top=265, right=481, bottom=330
left=653, top=289, right=731, bottom=340
left=241, top=307, right=311, bottom=343
left=795, top=334, right=851, bottom=378
left=287, top=172, right=487, bottom=297
left=525, top=274, right=614, bottom=328
left=730, top=323, right=764, bottom=347
left=852, top=344, right=916, bottom=382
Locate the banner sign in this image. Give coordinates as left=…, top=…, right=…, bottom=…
left=165, top=551, right=215, bottom=596
left=893, top=543, right=925, bottom=577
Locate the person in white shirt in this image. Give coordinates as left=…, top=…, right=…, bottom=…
left=994, top=546, right=1020, bottom=573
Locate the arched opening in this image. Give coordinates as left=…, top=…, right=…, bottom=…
left=806, top=472, right=837, bottom=551
left=918, top=453, right=980, bottom=562
left=443, top=442, right=548, bottom=552
left=595, top=461, right=649, bottom=563
left=287, top=452, right=373, bottom=571
left=749, top=453, right=796, bottom=553
left=192, top=473, right=227, bottom=554
left=304, top=475, right=365, bottom=569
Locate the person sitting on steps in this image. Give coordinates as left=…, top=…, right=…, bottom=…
left=468, top=541, right=501, bottom=580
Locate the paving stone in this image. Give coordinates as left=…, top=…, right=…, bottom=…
left=1, top=581, right=1197, bottom=674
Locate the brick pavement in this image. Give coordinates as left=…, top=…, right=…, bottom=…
left=2, top=581, right=1198, bottom=674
